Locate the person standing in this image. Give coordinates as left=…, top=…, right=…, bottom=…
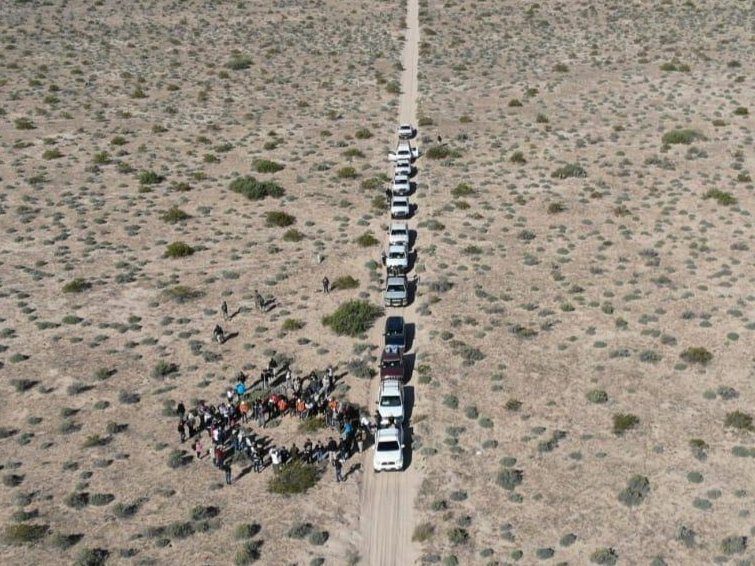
left=221, top=300, right=228, bottom=321
left=176, top=401, right=186, bottom=419
left=223, top=461, right=232, bottom=485
left=322, top=277, right=330, bottom=295
left=177, top=418, right=186, bottom=443
left=356, top=428, right=365, bottom=454
left=334, top=457, right=344, bottom=483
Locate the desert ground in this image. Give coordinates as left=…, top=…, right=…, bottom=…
left=0, top=0, right=753, bottom=565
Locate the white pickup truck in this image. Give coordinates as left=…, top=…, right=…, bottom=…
left=388, top=222, right=410, bottom=246
left=386, top=242, right=409, bottom=274
left=397, top=124, right=415, bottom=140
left=377, top=380, right=405, bottom=425
left=390, top=195, right=410, bottom=219
left=388, top=141, right=419, bottom=163
left=392, top=174, right=410, bottom=196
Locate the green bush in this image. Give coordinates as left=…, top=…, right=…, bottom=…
left=253, top=159, right=284, bottom=173
left=720, top=535, right=747, bottom=555
left=447, top=527, right=469, bottom=545
left=587, top=389, right=608, bottom=404
left=733, top=107, right=748, bottom=116
left=412, top=522, right=435, bottom=542
left=553, top=63, right=569, bottom=72
left=426, top=145, right=450, bottom=159
left=309, top=530, right=329, bottom=545
left=508, top=98, right=523, bottom=107
left=235, top=540, right=263, bottom=564
left=724, top=411, right=753, bottom=431
left=265, top=211, right=296, bottom=227
left=14, top=117, right=36, bottom=130
left=551, top=163, right=587, bottom=179
left=43, top=148, right=63, bottom=160
left=226, top=53, right=253, bottom=70
left=63, top=278, right=91, bottom=293
left=661, top=129, right=705, bottom=145
left=152, top=360, right=178, bottom=378
left=332, top=275, right=359, bottom=290
left=322, top=300, right=383, bottom=336
left=496, top=469, right=523, bottom=490
left=267, top=460, right=320, bottom=495
left=164, top=285, right=203, bottom=303
left=282, top=229, right=304, bottom=242
left=165, top=241, right=194, bottom=258
left=337, top=166, right=359, bottom=179
left=703, top=189, right=736, bottom=206
left=547, top=202, right=566, bottom=214
left=510, top=151, right=526, bottom=164
left=355, top=232, right=379, bottom=247
left=386, top=80, right=401, bottom=94
left=355, top=128, right=373, bottom=139
left=451, top=183, right=474, bottom=198
left=139, top=170, right=164, bottom=185
left=287, top=522, right=313, bottom=539
left=65, top=492, right=90, bottom=509
left=418, top=116, right=434, bottom=126
left=167, top=449, right=191, bottom=469
left=3, top=523, right=49, bottom=545
left=618, top=475, right=650, bottom=507
left=282, top=319, right=305, bottom=331
left=680, top=347, right=713, bottom=365
left=613, top=413, right=639, bottom=435
left=75, top=547, right=109, bottom=566
left=590, top=548, right=618, bottom=565
left=235, top=523, right=261, bottom=540
left=229, top=176, right=284, bottom=200
left=161, top=207, right=191, bottom=224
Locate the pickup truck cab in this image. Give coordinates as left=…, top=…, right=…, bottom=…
left=384, top=315, right=406, bottom=351
left=397, top=124, right=415, bottom=140
left=391, top=175, right=410, bottom=196
left=380, top=344, right=405, bottom=381
left=386, top=242, right=409, bottom=274
left=373, top=425, right=404, bottom=472
left=377, top=380, right=404, bottom=425
left=388, top=141, right=419, bottom=163
left=390, top=196, right=410, bottom=219
left=388, top=222, right=410, bottom=246
left=384, top=275, right=409, bottom=307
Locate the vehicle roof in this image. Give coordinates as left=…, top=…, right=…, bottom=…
left=385, top=315, right=405, bottom=329
left=399, top=123, right=412, bottom=128
left=392, top=196, right=409, bottom=203
left=388, top=243, right=407, bottom=252
left=376, top=427, right=401, bottom=441
left=390, top=222, right=408, bottom=231
left=386, top=275, right=407, bottom=284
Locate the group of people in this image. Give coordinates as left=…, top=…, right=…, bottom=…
left=173, top=360, right=374, bottom=485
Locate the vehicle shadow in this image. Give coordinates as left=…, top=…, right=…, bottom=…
left=403, top=352, right=416, bottom=384
left=405, top=322, right=416, bottom=352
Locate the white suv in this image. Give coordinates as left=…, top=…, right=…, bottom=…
left=373, top=426, right=404, bottom=472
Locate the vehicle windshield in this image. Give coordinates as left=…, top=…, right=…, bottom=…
left=377, top=441, right=400, bottom=452
left=392, top=230, right=407, bottom=237
left=389, top=252, right=404, bottom=259
left=387, top=285, right=405, bottom=293
left=380, top=396, right=401, bottom=407
left=382, top=359, right=401, bottom=369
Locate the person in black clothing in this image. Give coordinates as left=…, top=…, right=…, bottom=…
left=322, top=277, right=330, bottom=295
left=334, top=458, right=344, bottom=483
left=221, top=300, right=228, bottom=320
left=223, top=461, right=232, bottom=485
left=178, top=419, right=186, bottom=443
left=176, top=402, right=186, bottom=419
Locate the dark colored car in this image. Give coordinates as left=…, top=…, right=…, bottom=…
left=384, top=316, right=406, bottom=351
left=380, top=345, right=405, bottom=381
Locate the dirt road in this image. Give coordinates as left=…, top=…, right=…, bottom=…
left=358, top=0, right=421, bottom=564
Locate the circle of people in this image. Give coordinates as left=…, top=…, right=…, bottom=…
left=174, top=358, right=380, bottom=485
